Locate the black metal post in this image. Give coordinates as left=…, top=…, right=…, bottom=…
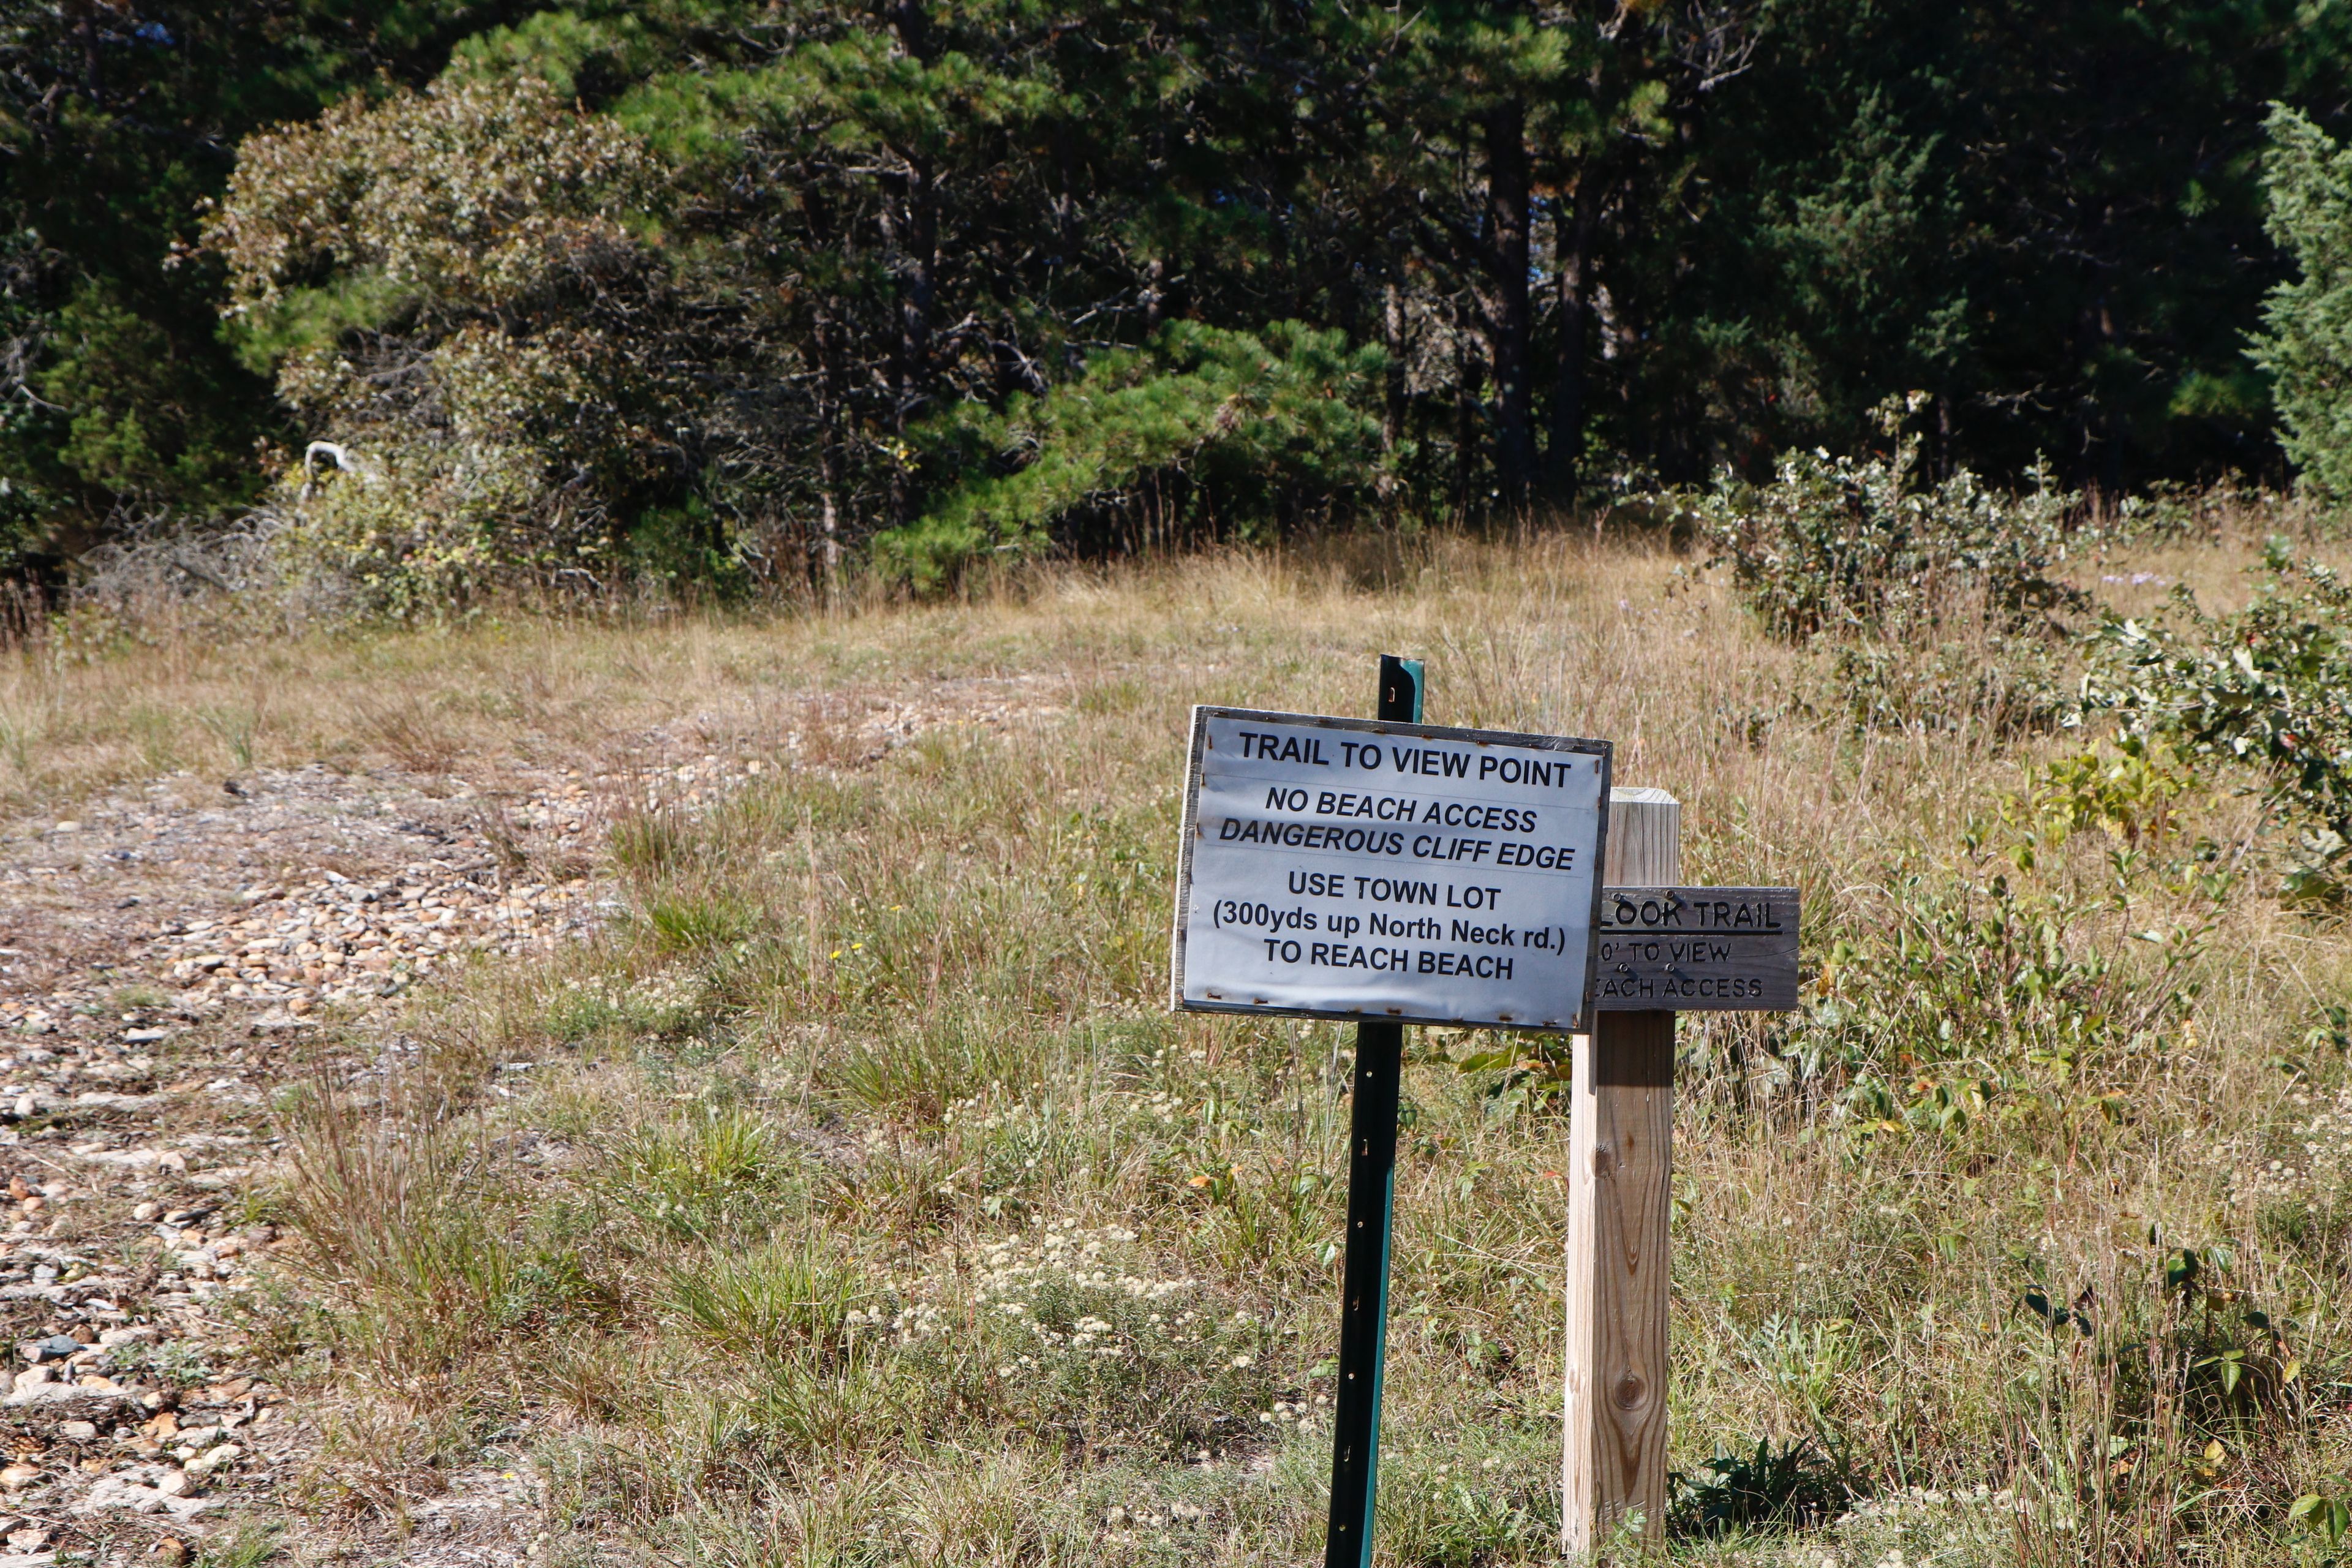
left=1324, top=654, right=1422, bottom=1568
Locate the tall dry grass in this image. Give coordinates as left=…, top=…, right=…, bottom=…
left=13, top=518, right=2351, bottom=1564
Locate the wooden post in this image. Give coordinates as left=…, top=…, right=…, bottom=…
left=1323, top=655, right=1422, bottom=1568
left=1564, top=787, right=1680, bottom=1559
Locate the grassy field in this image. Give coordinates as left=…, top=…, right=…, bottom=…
left=13, top=524, right=2352, bottom=1566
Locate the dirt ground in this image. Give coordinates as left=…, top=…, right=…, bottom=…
left=0, top=655, right=1058, bottom=1567
left=0, top=753, right=620, bottom=1566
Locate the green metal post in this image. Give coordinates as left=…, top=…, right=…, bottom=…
left=1323, top=654, right=1422, bottom=1568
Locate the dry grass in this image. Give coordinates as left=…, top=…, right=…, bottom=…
left=15, top=519, right=2352, bottom=1565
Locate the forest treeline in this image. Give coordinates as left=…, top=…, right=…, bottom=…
left=6, top=1, right=2352, bottom=606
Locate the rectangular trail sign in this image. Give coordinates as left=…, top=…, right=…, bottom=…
left=1590, top=886, right=1800, bottom=1011
left=1170, top=706, right=1611, bottom=1031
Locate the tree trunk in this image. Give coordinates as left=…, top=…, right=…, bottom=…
left=883, top=0, right=940, bottom=529
left=1142, top=256, right=1166, bottom=336
left=1455, top=296, right=1486, bottom=515
left=1547, top=179, right=1598, bottom=500
left=812, top=311, right=846, bottom=597
left=892, top=151, right=938, bottom=429
left=1480, top=100, right=1534, bottom=510
left=1381, top=281, right=1406, bottom=496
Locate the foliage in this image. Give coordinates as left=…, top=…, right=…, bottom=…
left=9, top=0, right=2352, bottom=597
left=0, top=230, right=56, bottom=572
left=1673, top=1436, right=1856, bottom=1536
left=208, top=76, right=729, bottom=612
left=36, top=281, right=263, bottom=508
left=878, top=322, right=1393, bottom=590
left=2086, top=551, right=2352, bottom=902
left=1703, top=398, right=2086, bottom=646
left=2255, top=104, right=2352, bottom=505
left=0, top=1, right=518, bottom=538
left=1672, top=1, right=2343, bottom=488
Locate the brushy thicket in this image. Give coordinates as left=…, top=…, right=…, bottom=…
left=1707, top=393, right=2352, bottom=911
left=1702, top=397, right=2089, bottom=735
left=2086, top=551, right=2352, bottom=905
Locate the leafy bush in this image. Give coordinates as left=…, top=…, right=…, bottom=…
left=206, top=77, right=739, bottom=616
left=2084, top=551, right=2352, bottom=901
left=876, top=322, right=1392, bottom=593
left=2253, top=105, right=2352, bottom=505
left=1703, top=398, right=2086, bottom=644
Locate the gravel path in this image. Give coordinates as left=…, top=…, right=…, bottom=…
left=0, top=677, right=1053, bottom=1564
left=0, top=760, right=630, bottom=1566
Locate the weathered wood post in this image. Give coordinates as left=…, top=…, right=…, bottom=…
left=1564, top=787, right=1679, bottom=1558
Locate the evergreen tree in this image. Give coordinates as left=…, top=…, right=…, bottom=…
left=2255, top=103, right=2352, bottom=503
left=12, top=0, right=2352, bottom=594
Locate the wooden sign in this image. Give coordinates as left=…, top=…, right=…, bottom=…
left=1590, top=885, right=1800, bottom=1011
left=1170, top=705, right=1611, bottom=1032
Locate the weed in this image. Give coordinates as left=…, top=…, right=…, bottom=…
left=353, top=688, right=462, bottom=774
left=1832, top=633, right=2072, bottom=735
left=662, top=1240, right=863, bottom=1363
left=196, top=1523, right=283, bottom=1567
left=610, top=802, right=697, bottom=879
left=282, top=1085, right=519, bottom=1390
left=593, top=1104, right=796, bottom=1243
left=642, top=886, right=760, bottom=954
left=1673, top=1436, right=1856, bottom=1536
left=831, top=1008, right=1054, bottom=1121
left=195, top=697, right=267, bottom=770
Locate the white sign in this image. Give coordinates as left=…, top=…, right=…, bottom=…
left=1170, top=707, right=1611, bottom=1031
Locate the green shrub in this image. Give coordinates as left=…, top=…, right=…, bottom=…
left=2084, top=551, right=2352, bottom=902
left=1703, top=398, right=2086, bottom=644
